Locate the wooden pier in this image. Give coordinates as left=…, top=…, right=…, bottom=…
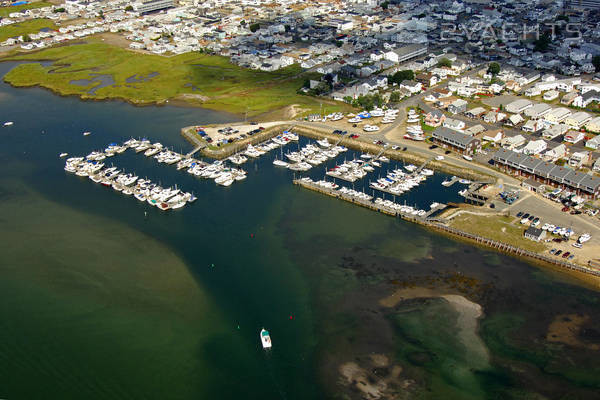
left=293, top=178, right=600, bottom=279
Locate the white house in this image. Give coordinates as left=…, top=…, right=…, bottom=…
left=564, top=130, right=585, bottom=144
left=585, top=135, right=600, bottom=150
left=543, top=144, right=567, bottom=162
left=522, top=139, right=547, bottom=155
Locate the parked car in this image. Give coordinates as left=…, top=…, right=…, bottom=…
left=562, top=206, right=570, bottom=212
left=555, top=250, right=563, bottom=256
left=516, top=211, right=524, bottom=218
left=522, top=213, right=530, bottom=219
left=550, top=248, right=557, bottom=254
left=568, top=254, right=575, bottom=260
left=531, top=218, right=540, bottom=227
left=562, top=252, right=571, bottom=258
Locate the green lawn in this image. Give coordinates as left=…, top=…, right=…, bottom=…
left=0, top=1, right=52, bottom=17
left=449, top=214, right=547, bottom=253
left=0, top=18, right=56, bottom=42
left=3, top=41, right=348, bottom=116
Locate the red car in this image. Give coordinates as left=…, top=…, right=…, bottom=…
left=562, top=251, right=571, bottom=258
left=350, top=134, right=360, bottom=139
left=562, top=206, right=570, bottom=212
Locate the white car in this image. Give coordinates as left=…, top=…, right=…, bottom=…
left=541, top=223, right=550, bottom=230
left=520, top=217, right=529, bottom=224
left=531, top=220, right=540, bottom=227
left=435, top=155, right=444, bottom=161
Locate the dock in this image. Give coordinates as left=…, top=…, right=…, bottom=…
left=186, top=144, right=205, bottom=158
left=459, top=180, right=493, bottom=205
left=443, top=176, right=460, bottom=187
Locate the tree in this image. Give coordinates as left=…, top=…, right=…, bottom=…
left=240, top=20, right=246, bottom=26
left=533, top=33, right=551, bottom=52
left=53, top=7, right=65, bottom=12
left=487, top=62, right=500, bottom=75
left=335, top=40, right=343, bottom=48
left=125, top=5, right=133, bottom=11
left=249, top=23, right=260, bottom=33
left=389, top=69, right=414, bottom=85
left=592, top=55, right=600, bottom=72
left=22, top=34, right=32, bottom=42
left=381, top=1, right=389, bottom=9
left=389, top=91, right=401, bottom=103
left=437, top=57, right=452, bottom=68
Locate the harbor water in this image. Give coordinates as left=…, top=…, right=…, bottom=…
left=1, top=61, right=600, bottom=399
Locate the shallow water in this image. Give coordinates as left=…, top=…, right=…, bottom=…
left=1, top=60, right=600, bottom=400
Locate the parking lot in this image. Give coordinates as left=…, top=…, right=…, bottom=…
left=504, top=192, right=600, bottom=265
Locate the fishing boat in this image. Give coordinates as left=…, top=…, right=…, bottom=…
left=260, top=328, right=272, bottom=349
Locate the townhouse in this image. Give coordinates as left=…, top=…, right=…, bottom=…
left=431, top=127, right=481, bottom=154
left=492, top=149, right=600, bottom=199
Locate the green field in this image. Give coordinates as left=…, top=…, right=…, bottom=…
left=3, top=40, right=350, bottom=116
left=0, top=1, right=52, bottom=17
left=0, top=18, right=56, bottom=42
left=449, top=213, right=547, bottom=253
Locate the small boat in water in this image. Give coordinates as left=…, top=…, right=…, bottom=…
left=83, top=131, right=91, bottom=136
left=260, top=328, right=272, bottom=349
left=59, top=153, right=68, bottom=158
left=3, top=121, right=13, bottom=126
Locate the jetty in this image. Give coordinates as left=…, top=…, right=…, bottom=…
left=186, top=144, right=205, bottom=158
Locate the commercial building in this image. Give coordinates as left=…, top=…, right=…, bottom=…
left=384, top=44, right=427, bottom=64
left=492, top=149, right=600, bottom=198
left=505, top=99, right=533, bottom=114
left=134, top=0, right=174, bottom=14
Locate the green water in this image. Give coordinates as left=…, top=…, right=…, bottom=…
left=1, top=61, right=600, bottom=399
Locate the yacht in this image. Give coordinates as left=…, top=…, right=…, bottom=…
left=3, top=121, right=13, bottom=126
left=578, top=233, right=591, bottom=244
left=59, top=152, right=68, bottom=158
left=317, top=138, right=330, bottom=148
left=363, top=124, right=379, bottom=132
left=260, top=328, right=272, bottom=349
left=273, top=159, right=289, bottom=167
left=403, top=132, right=425, bottom=141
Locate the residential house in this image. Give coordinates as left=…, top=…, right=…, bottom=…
left=544, top=107, right=572, bottom=124
left=483, top=110, right=506, bottom=124
left=505, top=99, right=533, bottom=114
left=543, top=90, right=559, bottom=101
left=565, top=112, right=592, bottom=129
left=448, top=99, right=468, bottom=114
left=505, top=113, right=525, bottom=127
left=586, top=117, right=600, bottom=133
left=384, top=44, right=427, bottom=64
left=415, top=72, right=439, bottom=87
left=399, top=80, right=423, bottom=94
left=431, top=127, right=481, bottom=154
left=564, top=130, right=585, bottom=144
left=561, top=91, right=580, bottom=106
left=501, top=134, right=527, bottom=150
left=522, top=139, right=547, bottom=155
left=443, top=118, right=465, bottom=131
left=569, top=151, right=591, bottom=169
left=424, top=110, right=446, bottom=127
left=543, top=144, right=567, bottom=162
left=465, top=124, right=485, bottom=136
left=523, top=103, right=552, bottom=120
left=482, top=129, right=504, bottom=143
left=593, top=158, right=600, bottom=172
left=586, top=135, right=600, bottom=150
left=574, top=90, right=600, bottom=108
left=524, top=226, right=546, bottom=242
left=542, top=124, right=569, bottom=140
left=522, top=119, right=543, bottom=133
left=465, top=107, right=486, bottom=119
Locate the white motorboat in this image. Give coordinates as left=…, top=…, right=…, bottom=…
left=83, top=131, right=91, bottom=136
left=3, top=121, right=13, bottom=126
left=59, top=152, right=68, bottom=158
left=273, top=159, right=289, bottom=167
left=260, top=328, right=272, bottom=349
